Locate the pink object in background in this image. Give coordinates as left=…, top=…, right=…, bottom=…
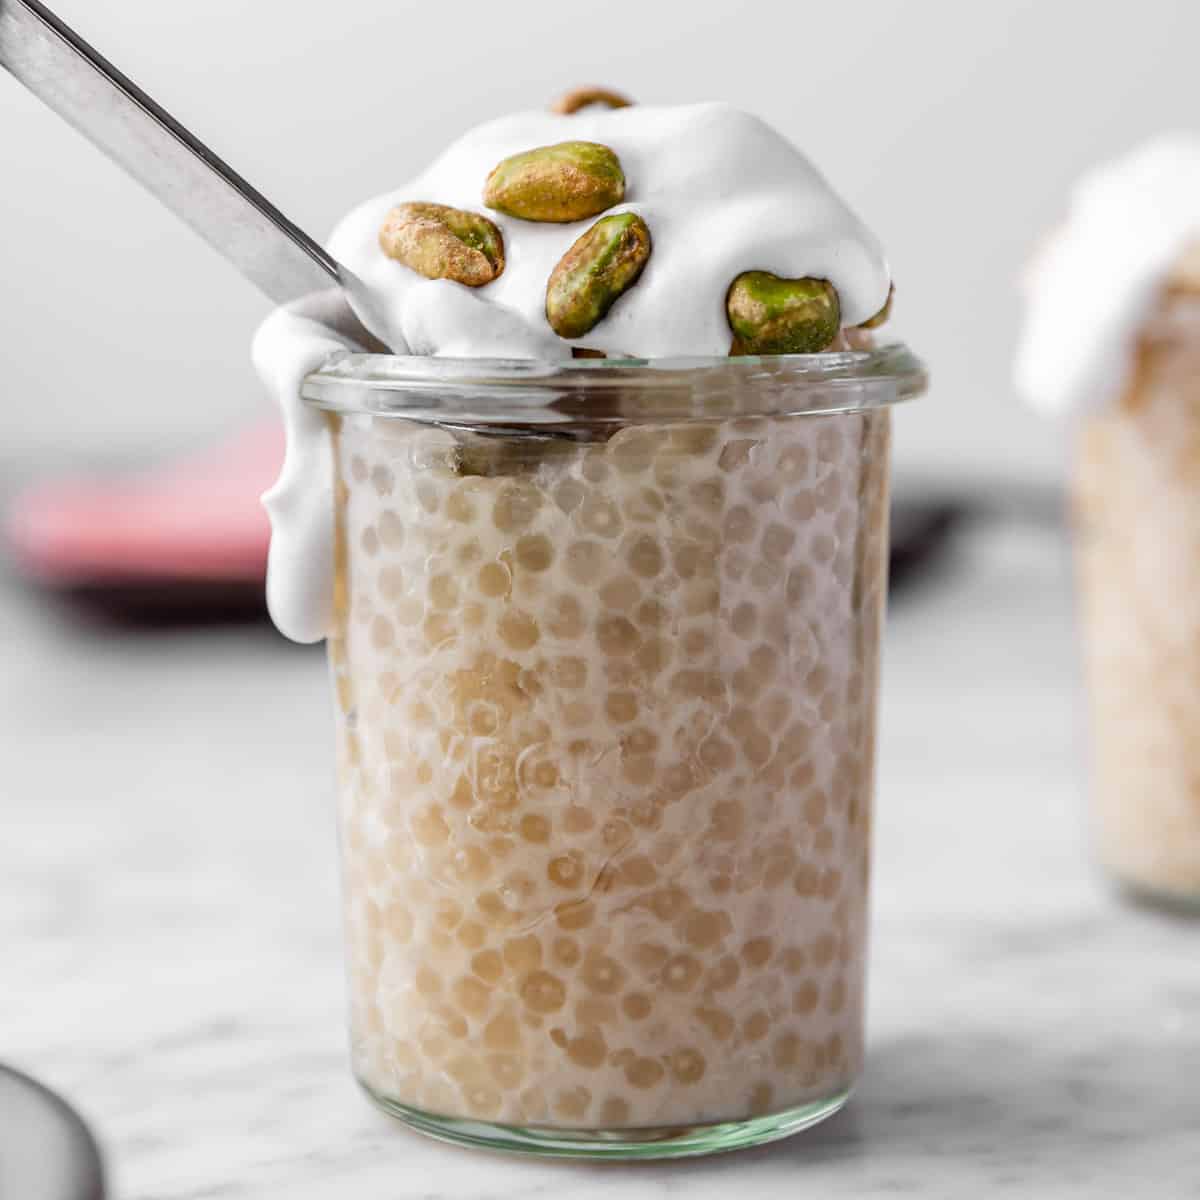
left=3, top=423, right=284, bottom=622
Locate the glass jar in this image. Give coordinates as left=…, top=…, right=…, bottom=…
left=1072, top=290, right=1200, bottom=911
left=302, top=346, right=927, bottom=1157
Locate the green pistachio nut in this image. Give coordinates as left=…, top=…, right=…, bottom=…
left=379, top=202, right=504, bottom=286
left=546, top=212, right=651, bottom=339
left=857, top=283, right=895, bottom=329
left=484, top=141, right=625, bottom=223
left=725, top=271, right=841, bottom=355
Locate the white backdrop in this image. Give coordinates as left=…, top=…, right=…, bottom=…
left=3, top=0, right=1198, bottom=482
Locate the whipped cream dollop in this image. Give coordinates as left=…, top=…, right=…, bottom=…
left=1015, top=135, right=1200, bottom=418
left=253, top=101, right=892, bottom=642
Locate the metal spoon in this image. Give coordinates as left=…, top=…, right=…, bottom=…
left=0, top=0, right=376, bottom=322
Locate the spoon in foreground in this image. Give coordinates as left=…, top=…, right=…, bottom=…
left=0, top=0, right=380, bottom=326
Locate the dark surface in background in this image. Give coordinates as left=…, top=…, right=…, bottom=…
left=30, top=496, right=978, bottom=630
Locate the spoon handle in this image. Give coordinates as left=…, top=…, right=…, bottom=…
left=0, top=0, right=341, bottom=304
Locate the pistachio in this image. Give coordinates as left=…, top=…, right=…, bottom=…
left=725, top=272, right=841, bottom=355
left=546, top=212, right=651, bottom=339
left=484, top=141, right=625, bottom=223
left=857, top=283, right=895, bottom=329
left=551, top=86, right=633, bottom=115
left=379, top=202, right=504, bottom=286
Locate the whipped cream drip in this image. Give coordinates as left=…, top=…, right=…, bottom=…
left=1015, top=135, right=1200, bottom=418
left=254, top=102, right=892, bottom=642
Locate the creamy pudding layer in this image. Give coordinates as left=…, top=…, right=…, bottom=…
left=329, top=409, right=891, bottom=1126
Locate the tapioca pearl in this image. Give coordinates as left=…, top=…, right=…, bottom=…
left=469, top=949, right=504, bottom=985
left=547, top=851, right=587, bottom=890
left=578, top=493, right=623, bottom=540
left=772, top=1032, right=809, bottom=1071
left=698, top=737, right=736, bottom=773
left=581, top=953, right=627, bottom=995
left=473, top=562, right=509, bottom=602
left=816, top=474, right=845, bottom=514
left=817, top=425, right=843, bottom=461
left=422, top=612, right=456, bottom=646
left=596, top=574, right=639, bottom=613
left=555, top=899, right=595, bottom=931
left=764, top=843, right=798, bottom=889
left=671, top=668, right=723, bottom=702
left=414, top=966, right=442, bottom=998
left=520, top=969, right=566, bottom=1017
left=791, top=979, right=820, bottom=1015
left=761, top=691, right=793, bottom=735
left=410, top=804, right=451, bottom=847
left=369, top=615, right=395, bottom=651
left=741, top=937, right=775, bottom=969
left=513, top=532, right=554, bottom=574
left=548, top=656, right=585, bottom=690
left=625, top=531, right=665, bottom=580
left=360, top=526, right=381, bottom=558
left=608, top=428, right=659, bottom=475
left=596, top=615, right=640, bottom=656
left=665, top=1047, right=706, bottom=1086
left=779, top=947, right=807, bottom=975
left=658, top=953, right=702, bottom=993
left=620, top=728, right=658, bottom=760
left=454, top=921, right=486, bottom=951
left=350, top=454, right=369, bottom=483
left=811, top=932, right=837, bottom=967
left=553, top=1086, right=592, bottom=1121
left=581, top=454, right=610, bottom=484
left=624, top=1057, right=665, bottom=1089
left=413, top=479, right=441, bottom=514
left=384, top=904, right=414, bottom=944
left=444, top=488, right=476, bottom=524
left=709, top=800, right=745, bottom=841
left=598, top=690, right=638, bottom=726
left=367, top=464, right=393, bottom=497
left=825, top=1032, right=845, bottom=1067
left=486, top=1053, right=524, bottom=1090
left=497, top=610, right=540, bottom=652
left=812, top=532, right=837, bottom=565
left=564, top=1030, right=608, bottom=1070
left=813, top=826, right=836, bottom=855
left=491, top=482, right=542, bottom=533
left=561, top=805, right=595, bottom=835
left=632, top=636, right=671, bottom=679
left=722, top=504, right=757, bottom=545
left=833, top=504, right=856, bottom=542
left=681, top=908, right=732, bottom=950
left=785, top=563, right=814, bottom=607
left=761, top=521, right=798, bottom=564
left=743, top=1011, right=770, bottom=1043
left=599, top=1096, right=631, bottom=1126
left=552, top=477, right=585, bottom=514
left=826, top=974, right=847, bottom=1014
left=717, top=438, right=756, bottom=473
left=786, top=490, right=818, bottom=522
left=688, top=476, right=726, bottom=516
left=775, top=443, right=811, bottom=481
left=426, top=573, right=458, bottom=610
left=450, top=975, right=492, bottom=1020
left=634, top=884, right=684, bottom=925
left=663, top=422, right=717, bottom=456
left=563, top=539, right=606, bottom=587
left=729, top=602, right=758, bottom=640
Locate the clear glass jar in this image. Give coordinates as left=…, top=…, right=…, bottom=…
left=302, top=346, right=927, bottom=1157
left=1072, top=292, right=1200, bottom=911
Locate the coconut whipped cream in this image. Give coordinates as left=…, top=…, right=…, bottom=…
left=1015, top=134, right=1200, bottom=419
left=253, top=101, right=892, bottom=643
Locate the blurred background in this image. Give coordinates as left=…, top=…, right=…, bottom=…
left=1, top=0, right=1197, bottom=483
left=4, top=2, right=1200, bottom=1197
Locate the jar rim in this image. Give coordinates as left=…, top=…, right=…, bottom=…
left=301, top=343, right=927, bottom=428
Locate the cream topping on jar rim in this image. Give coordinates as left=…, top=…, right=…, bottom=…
left=253, top=101, right=892, bottom=643
left=1015, top=134, right=1200, bottom=420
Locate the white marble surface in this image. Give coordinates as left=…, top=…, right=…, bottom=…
left=3, top=517, right=1198, bottom=1198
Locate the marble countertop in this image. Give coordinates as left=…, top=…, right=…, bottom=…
left=4, top=516, right=1198, bottom=1199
